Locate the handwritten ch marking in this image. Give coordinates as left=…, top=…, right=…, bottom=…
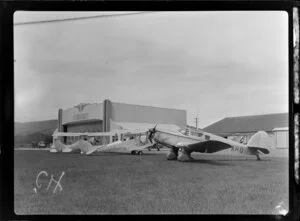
left=35, top=171, right=65, bottom=194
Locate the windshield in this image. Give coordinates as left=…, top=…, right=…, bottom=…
left=178, top=128, right=189, bottom=136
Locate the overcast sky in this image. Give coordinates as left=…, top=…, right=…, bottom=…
left=14, top=11, right=288, bottom=128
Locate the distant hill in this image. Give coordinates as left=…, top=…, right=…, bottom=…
left=14, top=132, right=54, bottom=145
left=14, top=119, right=57, bottom=145
left=15, top=119, right=58, bottom=136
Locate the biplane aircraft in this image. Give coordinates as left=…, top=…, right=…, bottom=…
left=85, top=138, right=153, bottom=155
left=50, top=132, right=152, bottom=155
left=146, top=125, right=272, bottom=162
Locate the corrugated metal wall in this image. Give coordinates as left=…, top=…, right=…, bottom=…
left=66, top=121, right=103, bottom=133
left=111, top=102, right=186, bottom=127
left=65, top=121, right=103, bottom=144
left=62, top=103, right=103, bottom=125
left=274, top=130, right=289, bottom=148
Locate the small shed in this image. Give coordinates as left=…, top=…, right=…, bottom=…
left=203, top=113, right=289, bottom=149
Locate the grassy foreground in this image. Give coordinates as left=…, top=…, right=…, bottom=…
left=14, top=150, right=288, bottom=214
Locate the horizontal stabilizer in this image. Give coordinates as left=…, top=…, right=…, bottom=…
left=62, top=147, right=72, bottom=152
left=248, top=147, right=270, bottom=154
left=50, top=148, right=58, bottom=153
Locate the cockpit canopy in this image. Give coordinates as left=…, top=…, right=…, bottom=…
left=178, top=128, right=190, bottom=136
left=178, top=128, right=206, bottom=138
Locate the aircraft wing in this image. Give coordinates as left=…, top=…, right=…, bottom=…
left=85, top=140, right=152, bottom=155
left=183, top=140, right=232, bottom=153
left=85, top=144, right=105, bottom=155
left=127, top=143, right=154, bottom=151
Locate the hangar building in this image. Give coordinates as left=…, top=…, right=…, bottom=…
left=203, top=113, right=289, bottom=149
left=56, top=99, right=187, bottom=144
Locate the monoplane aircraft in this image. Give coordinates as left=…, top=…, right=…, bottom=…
left=146, top=125, right=272, bottom=162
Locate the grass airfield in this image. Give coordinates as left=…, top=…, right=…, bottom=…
left=14, top=149, right=288, bottom=214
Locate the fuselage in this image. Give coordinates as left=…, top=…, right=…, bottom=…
left=152, top=129, right=256, bottom=156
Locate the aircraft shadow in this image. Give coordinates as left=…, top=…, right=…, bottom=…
left=186, top=158, right=233, bottom=166
left=190, top=157, right=272, bottom=163
left=219, top=158, right=272, bottom=162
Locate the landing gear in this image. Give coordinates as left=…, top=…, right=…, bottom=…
left=131, top=151, right=143, bottom=155
left=155, top=143, right=160, bottom=151
left=177, top=147, right=193, bottom=162
left=256, top=154, right=261, bottom=161
left=167, top=147, right=179, bottom=160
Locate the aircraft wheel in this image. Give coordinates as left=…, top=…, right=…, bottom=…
left=138, top=151, right=143, bottom=155
left=148, top=147, right=151, bottom=151
left=131, top=151, right=136, bottom=155
left=157, top=148, right=160, bottom=151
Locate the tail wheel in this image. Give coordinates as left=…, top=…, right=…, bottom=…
left=257, top=156, right=261, bottom=161
left=256, top=154, right=261, bottom=161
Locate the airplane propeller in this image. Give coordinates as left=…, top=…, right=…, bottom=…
left=147, top=125, right=157, bottom=144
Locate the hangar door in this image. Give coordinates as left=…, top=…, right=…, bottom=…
left=275, top=131, right=288, bottom=148
left=64, top=121, right=106, bottom=144
left=66, top=121, right=103, bottom=133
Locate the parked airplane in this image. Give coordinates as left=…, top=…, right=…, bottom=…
left=50, top=135, right=152, bottom=155
left=85, top=138, right=153, bottom=155
left=147, top=125, right=272, bottom=162
left=50, top=138, right=95, bottom=154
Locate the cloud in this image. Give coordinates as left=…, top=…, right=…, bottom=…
left=14, top=11, right=288, bottom=125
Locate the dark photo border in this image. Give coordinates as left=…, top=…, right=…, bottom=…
left=0, top=1, right=298, bottom=220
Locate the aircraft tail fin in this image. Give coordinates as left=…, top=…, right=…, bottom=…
left=78, top=139, right=93, bottom=154
left=247, top=131, right=272, bottom=154
left=53, top=139, right=72, bottom=152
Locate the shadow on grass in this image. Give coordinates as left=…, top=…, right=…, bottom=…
left=84, top=153, right=128, bottom=157
left=186, top=158, right=233, bottom=166
left=185, top=157, right=272, bottom=165
left=206, top=158, right=272, bottom=162
left=84, top=152, right=167, bottom=157
left=140, top=153, right=166, bottom=156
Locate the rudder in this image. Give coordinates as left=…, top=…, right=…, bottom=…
left=247, top=131, right=272, bottom=154
left=54, top=139, right=72, bottom=152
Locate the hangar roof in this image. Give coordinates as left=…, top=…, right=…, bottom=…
left=203, top=113, right=288, bottom=134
